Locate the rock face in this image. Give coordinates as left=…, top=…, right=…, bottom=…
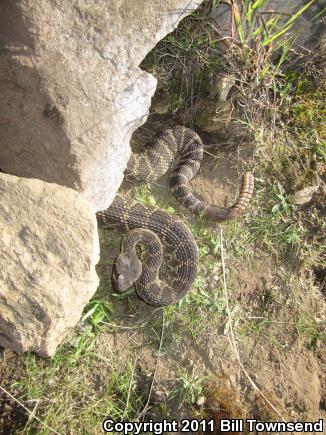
left=0, top=0, right=203, bottom=356
left=0, top=0, right=202, bottom=211
left=0, top=173, right=99, bottom=357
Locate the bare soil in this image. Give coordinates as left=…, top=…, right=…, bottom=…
left=0, top=349, right=28, bottom=434
left=99, top=120, right=326, bottom=430
left=0, top=119, right=325, bottom=434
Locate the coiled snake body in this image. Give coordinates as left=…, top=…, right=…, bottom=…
left=96, top=126, right=254, bottom=306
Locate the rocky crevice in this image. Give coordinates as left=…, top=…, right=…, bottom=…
left=0, top=0, right=203, bottom=356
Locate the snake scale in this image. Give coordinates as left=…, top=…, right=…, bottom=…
left=96, top=126, right=254, bottom=306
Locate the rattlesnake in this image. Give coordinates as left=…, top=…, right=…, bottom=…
left=96, top=126, right=254, bottom=306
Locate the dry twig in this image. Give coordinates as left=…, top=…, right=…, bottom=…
left=122, top=355, right=139, bottom=419
left=136, top=309, right=165, bottom=422
left=0, top=385, right=61, bottom=435
left=219, top=227, right=286, bottom=422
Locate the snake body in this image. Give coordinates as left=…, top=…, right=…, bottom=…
left=96, top=126, right=254, bottom=306
left=127, top=126, right=254, bottom=220
left=96, top=196, right=198, bottom=306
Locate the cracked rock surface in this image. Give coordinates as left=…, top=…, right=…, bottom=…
left=0, top=1, right=202, bottom=355
left=0, top=173, right=99, bottom=357
left=0, top=0, right=202, bottom=211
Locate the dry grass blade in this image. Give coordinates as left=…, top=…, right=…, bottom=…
left=136, top=309, right=165, bottom=422
left=219, top=227, right=286, bottom=422
left=121, top=355, right=139, bottom=419
left=0, top=385, right=61, bottom=435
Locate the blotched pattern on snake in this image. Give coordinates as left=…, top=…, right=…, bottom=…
left=96, top=126, right=254, bottom=306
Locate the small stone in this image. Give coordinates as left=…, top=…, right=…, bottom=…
left=155, top=389, right=166, bottom=399
left=212, top=75, right=236, bottom=101
left=194, top=99, right=233, bottom=133
left=196, top=395, right=206, bottom=406
left=288, top=185, right=319, bottom=205
left=151, top=92, right=171, bottom=115
left=229, top=374, right=237, bottom=387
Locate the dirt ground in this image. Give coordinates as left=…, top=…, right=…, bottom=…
left=0, top=349, right=28, bottom=433
left=1, top=116, right=324, bottom=434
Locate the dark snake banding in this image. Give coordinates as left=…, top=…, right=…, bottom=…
left=96, top=126, right=254, bottom=306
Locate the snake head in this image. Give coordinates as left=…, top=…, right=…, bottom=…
left=113, top=250, right=142, bottom=293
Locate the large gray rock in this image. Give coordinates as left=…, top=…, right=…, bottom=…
left=0, top=173, right=99, bottom=357
left=0, top=0, right=202, bottom=211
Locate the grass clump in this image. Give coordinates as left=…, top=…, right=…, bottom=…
left=169, top=367, right=206, bottom=409
left=295, top=312, right=325, bottom=349
left=142, top=2, right=222, bottom=116
left=2, top=1, right=325, bottom=433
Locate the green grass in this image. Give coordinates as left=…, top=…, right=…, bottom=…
left=295, top=312, right=325, bottom=349
left=169, top=367, right=207, bottom=409
left=248, top=183, right=304, bottom=251
left=232, top=0, right=316, bottom=47
left=3, top=1, right=325, bottom=433
left=141, top=2, right=223, bottom=118
left=13, top=298, right=147, bottom=433
left=16, top=353, right=145, bottom=433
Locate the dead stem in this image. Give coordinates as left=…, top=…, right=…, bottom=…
left=136, top=308, right=165, bottom=422
left=0, top=385, right=61, bottom=435
left=219, top=227, right=286, bottom=422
